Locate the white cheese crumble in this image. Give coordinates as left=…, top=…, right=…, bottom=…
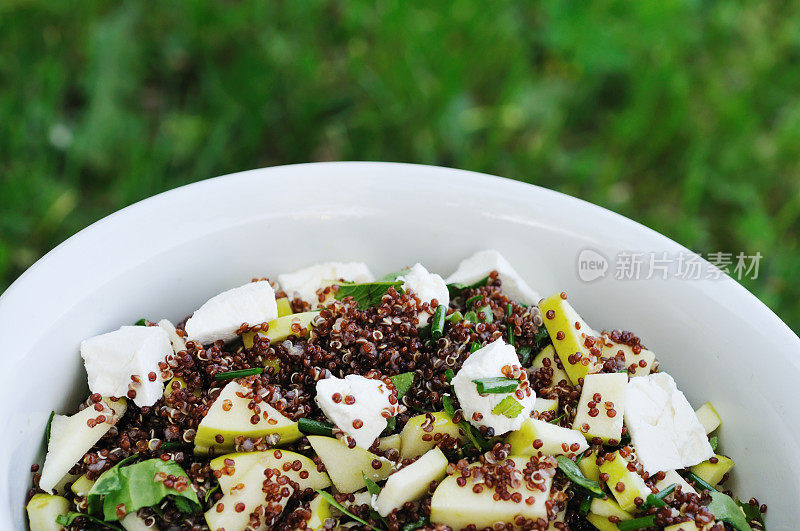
left=185, top=280, right=278, bottom=344
left=278, top=261, right=374, bottom=306
left=452, top=339, right=536, bottom=435
left=446, top=249, right=540, bottom=305
left=157, top=319, right=186, bottom=354
left=397, top=263, right=449, bottom=327
left=316, top=374, right=397, bottom=449
left=81, top=326, right=172, bottom=407
left=624, top=372, right=714, bottom=475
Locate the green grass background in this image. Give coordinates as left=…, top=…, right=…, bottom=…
left=2, top=1, right=799, bottom=332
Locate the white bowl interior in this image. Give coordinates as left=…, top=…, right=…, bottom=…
left=0, top=162, right=797, bottom=527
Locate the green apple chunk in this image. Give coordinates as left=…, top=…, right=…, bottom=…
left=242, top=311, right=319, bottom=348
left=690, top=454, right=734, bottom=486
left=655, top=470, right=696, bottom=495
left=430, top=456, right=553, bottom=529
left=206, top=461, right=295, bottom=531
left=121, top=513, right=151, bottom=531
left=538, top=293, right=602, bottom=385
left=400, top=411, right=464, bottom=459
left=210, top=449, right=331, bottom=493
left=307, top=436, right=392, bottom=493
left=375, top=448, right=448, bottom=517
left=506, top=419, right=588, bottom=457
left=578, top=449, right=601, bottom=482
left=694, top=402, right=721, bottom=434
left=195, top=380, right=301, bottom=455
left=598, top=451, right=652, bottom=513
left=572, top=373, right=627, bottom=444
left=26, top=493, right=70, bottom=531
left=70, top=474, right=95, bottom=497
left=663, top=522, right=705, bottom=531
left=530, top=345, right=569, bottom=387
left=378, top=434, right=401, bottom=453
left=586, top=496, right=633, bottom=531
left=533, top=397, right=558, bottom=416
left=600, top=335, right=655, bottom=377
left=301, top=493, right=334, bottom=530
left=39, top=397, right=127, bottom=493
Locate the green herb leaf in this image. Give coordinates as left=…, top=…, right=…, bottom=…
left=159, top=441, right=183, bottom=451
left=43, top=410, right=55, bottom=444
left=549, top=413, right=566, bottom=425
left=517, top=346, right=532, bottom=365
left=465, top=294, right=483, bottom=307
left=444, top=369, right=454, bottom=383
left=473, top=377, right=519, bottom=394
left=441, top=394, right=455, bottom=417
left=641, top=482, right=675, bottom=510
left=506, top=304, right=515, bottom=346
left=134, top=318, right=147, bottom=326
left=441, top=394, right=491, bottom=451
left=335, top=281, right=404, bottom=308
left=402, top=516, right=429, bottom=531
left=736, top=499, right=765, bottom=526
left=430, top=305, right=446, bottom=340
left=87, top=459, right=200, bottom=521
left=578, top=493, right=592, bottom=515
left=315, top=490, right=381, bottom=531
left=445, top=310, right=463, bottom=323
left=477, top=305, right=493, bottom=323
left=709, top=435, right=719, bottom=451
left=469, top=341, right=481, bottom=353
left=533, top=327, right=551, bottom=349
left=617, top=515, right=656, bottom=531
left=707, top=490, right=753, bottom=531
left=385, top=416, right=397, bottom=433
left=464, top=310, right=478, bottom=323
left=204, top=484, right=219, bottom=503
left=363, top=472, right=381, bottom=496
left=56, top=512, right=122, bottom=529
left=446, top=276, right=490, bottom=298
left=379, top=268, right=410, bottom=281
left=213, top=367, right=263, bottom=381
left=390, top=372, right=415, bottom=400
left=555, top=456, right=605, bottom=498
left=687, top=472, right=716, bottom=493
left=492, top=396, right=523, bottom=418
left=298, top=417, right=335, bottom=437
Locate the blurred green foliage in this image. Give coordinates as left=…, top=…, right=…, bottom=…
left=1, top=1, right=799, bottom=331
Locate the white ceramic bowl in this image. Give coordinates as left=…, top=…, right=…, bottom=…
left=1, top=162, right=797, bottom=528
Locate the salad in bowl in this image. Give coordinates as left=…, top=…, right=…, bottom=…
left=26, top=250, right=765, bottom=530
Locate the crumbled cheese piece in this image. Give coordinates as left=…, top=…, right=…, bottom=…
left=446, top=249, right=540, bottom=305
left=397, top=263, right=449, bottom=327
left=624, top=373, right=714, bottom=475
left=452, top=339, right=536, bottom=435
left=157, top=319, right=186, bottom=354
left=185, top=280, right=278, bottom=344
left=278, top=262, right=374, bottom=306
left=316, top=375, right=397, bottom=449
left=81, top=326, right=172, bottom=407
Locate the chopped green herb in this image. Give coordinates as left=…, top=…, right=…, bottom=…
left=555, top=456, right=605, bottom=497
left=445, top=310, right=463, bottom=323
left=87, top=459, right=200, bottom=521
left=43, top=410, right=55, bottom=443
left=134, top=318, right=147, bottom=326
left=390, top=372, right=414, bottom=399
left=464, top=310, right=478, bottom=323
left=444, top=369, right=454, bottom=383
left=56, top=512, right=122, bottom=530
left=430, top=305, right=446, bottom=340
left=641, top=482, right=675, bottom=510
left=549, top=413, right=566, bottom=425
left=446, top=276, right=490, bottom=298
left=533, top=326, right=551, bottom=349
left=159, top=441, right=183, bottom=450
left=335, top=281, right=404, bottom=308
left=736, top=499, right=765, bottom=526
left=316, top=490, right=381, bottom=531
left=469, top=341, right=481, bottom=353
left=363, top=472, right=381, bottom=496
left=477, top=305, right=493, bottom=323
left=517, top=346, right=532, bottom=365
left=465, top=294, right=483, bottom=307
left=442, top=394, right=491, bottom=451
left=578, top=493, right=592, bottom=515
left=686, top=474, right=752, bottom=531
left=472, top=377, right=519, bottom=394
left=204, top=484, right=219, bottom=503
left=298, top=418, right=334, bottom=437
left=709, top=435, right=719, bottom=451
left=213, top=367, right=263, bottom=381
left=385, top=416, right=397, bottom=433
left=617, top=515, right=656, bottom=531
left=402, top=516, right=429, bottom=531
left=687, top=472, right=716, bottom=493
left=492, top=396, right=523, bottom=418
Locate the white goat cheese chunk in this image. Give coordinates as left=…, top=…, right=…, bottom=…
left=81, top=326, right=172, bottom=407
left=446, top=249, right=540, bottom=305
left=452, top=339, right=535, bottom=435
left=625, top=373, right=714, bottom=475
left=278, top=261, right=374, bottom=306
left=397, top=263, right=449, bottom=327
left=316, top=375, right=396, bottom=449
left=185, top=280, right=278, bottom=344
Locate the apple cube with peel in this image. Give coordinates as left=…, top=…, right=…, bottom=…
left=209, top=449, right=330, bottom=493
left=375, top=447, right=448, bottom=517
left=539, top=293, right=602, bottom=385
left=530, top=345, right=570, bottom=388
left=572, top=373, right=627, bottom=444
left=307, top=435, right=393, bottom=493
left=598, top=451, right=652, bottom=513
left=694, top=402, right=721, bottom=434
left=600, top=334, right=656, bottom=377
left=506, top=419, right=588, bottom=457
